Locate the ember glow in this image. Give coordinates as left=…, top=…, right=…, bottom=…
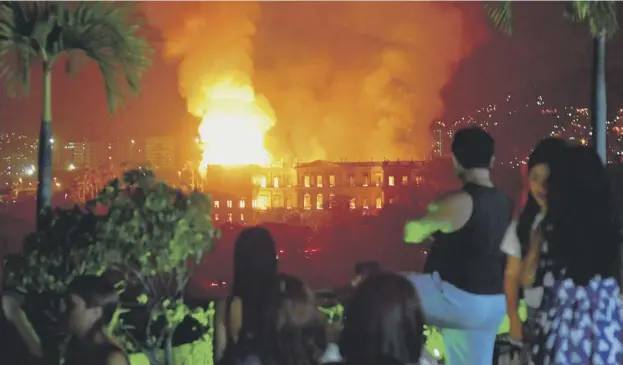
left=196, top=78, right=275, bottom=170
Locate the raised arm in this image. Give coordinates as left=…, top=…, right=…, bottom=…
left=1, top=295, right=43, bottom=358
left=404, top=191, right=473, bottom=244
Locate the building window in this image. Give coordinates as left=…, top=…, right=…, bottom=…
left=240, top=214, right=245, bottom=221
left=375, top=173, right=382, bottom=186
left=273, top=176, right=279, bottom=188
left=350, top=198, right=356, bottom=210
left=363, top=173, right=369, bottom=187
left=329, top=193, right=335, bottom=208
left=286, top=196, right=292, bottom=209
left=389, top=198, right=394, bottom=204
left=316, top=175, right=323, bottom=188
left=402, top=176, right=408, bottom=185
left=214, top=200, right=220, bottom=208
left=416, top=176, right=423, bottom=185
left=363, top=199, right=369, bottom=209
left=227, top=213, right=233, bottom=222
left=304, top=194, right=311, bottom=210
left=348, top=175, right=355, bottom=186
left=316, top=194, right=324, bottom=210
left=258, top=195, right=269, bottom=210
left=329, top=175, right=336, bottom=187
left=388, top=176, right=395, bottom=186
left=239, top=200, right=246, bottom=208
left=376, top=197, right=382, bottom=209
left=214, top=213, right=220, bottom=221
left=227, top=200, right=233, bottom=208
left=260, top=176, right=267, bottom=188
left=304, top=175, right=310, bottom=187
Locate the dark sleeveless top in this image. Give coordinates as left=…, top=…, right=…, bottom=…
left=424, top=183, right=511, bottom=295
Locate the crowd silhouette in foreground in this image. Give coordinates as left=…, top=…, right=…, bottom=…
left=1, top=127, right=623, bottom=365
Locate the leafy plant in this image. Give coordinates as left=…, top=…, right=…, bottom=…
left=92, top=169, right=219, bottom=365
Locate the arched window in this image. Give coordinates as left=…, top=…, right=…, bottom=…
left=316, top=194, right=324, bottom=210
left=304, top=193, right=311, bottom=210
left=329, top=193, right=335, bottom=209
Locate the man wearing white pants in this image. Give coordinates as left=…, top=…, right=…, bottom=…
left=404, top=127, right=511, bottom=365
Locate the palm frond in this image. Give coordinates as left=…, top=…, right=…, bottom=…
left=484, top=1, right=513, bottom=36
left=59, top=1, right=154, bottom=114
left=570, top=1, right=618, bottom=39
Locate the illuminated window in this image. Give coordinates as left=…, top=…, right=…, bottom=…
left=376, top=197, right=382, bottom=209
left=375, top=173, right=382, bottom=186
left=402, top=176, right=408, bottom=185
left=363, top=173, right=369, bottom=187
left=316, top=175, right=323, bottom=187
left=329, top=175, right=336, bottom=187
left=286, top=197, right=292, bottom=209
left=348, top=175, right=355, bottom=186
left=227, top=200, right=233, bottom=208
left=363, top=199, right=369, bottom=209
left=389, top=198, right=394, bottom=204
left=316, top=194, right=324, bottom=210
left=258, top=195, right=269, bottom=210
left=304, top=194, right=311, bottom=210
left=214, top=213, right=220, bottom=221
left=239, top=200, right=246, bottom=208
left=350, top=198, right=356, bottom=210
left=329, top=193, right=335, bottom=208
left=388, top=176, right=395, bottom=186
left=214, top=200, right=220, bottom=208
left=240, top=214, right=245, bottom=221
left=273, top=176, right=279, bottom=188
left=260, top=176, right=267, bottom=188
left=416, top=176, right=423, bottom=185
left=304, top=175, right=310, bottom=187
left=252, top=199, right=257, bottom=208
left=227, top=213, right=233, bottom=222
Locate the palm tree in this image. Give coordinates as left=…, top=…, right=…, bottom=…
left=0, top=1, right=153, bottom=228
left=485, top=1, right=618, bottom=164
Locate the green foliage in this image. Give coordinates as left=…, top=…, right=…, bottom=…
left=92, top=169, right=219, bottom=364
left=485, top=1, right=618, bottom=39
left=484, top=1, right=513, bottom=36
left=21, top=206, right=104, bottom=293
left=0, top=1, right=153, bottom=112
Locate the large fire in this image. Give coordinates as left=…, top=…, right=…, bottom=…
left=197, top=78, right=275, bottom=171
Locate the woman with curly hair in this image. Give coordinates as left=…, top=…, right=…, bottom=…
left=523, top=146, right=623, bottom=364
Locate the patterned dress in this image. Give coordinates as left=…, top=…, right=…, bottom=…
left=531, top=238, right=623, bottom=365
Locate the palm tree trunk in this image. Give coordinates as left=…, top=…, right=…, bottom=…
left=36, top=62, right=53, bottom=229
left=591, top=30, right=607, bottom=164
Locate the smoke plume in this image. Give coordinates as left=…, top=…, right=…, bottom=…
left=143, top=2, right=483, bottom=162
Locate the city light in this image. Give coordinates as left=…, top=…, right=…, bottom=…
left=49, top=138, right=55, bottom=144
left=25, top=165, right=35, bottom=176
left=67, top=163, right=76, bottom=171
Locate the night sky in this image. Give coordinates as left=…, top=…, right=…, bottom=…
left=1, top=2, right=623, bottom=154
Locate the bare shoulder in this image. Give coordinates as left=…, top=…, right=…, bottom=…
left=431, top=190, right=472, bottom=212
left=1, top=294, right=21, bottom=315
left=105, top=350, right=129, bottom=365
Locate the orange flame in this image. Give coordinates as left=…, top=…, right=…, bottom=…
left=197, top=78, right=275, bottom=172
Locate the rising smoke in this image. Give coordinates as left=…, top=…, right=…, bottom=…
left=143, top=2, right=484, bottom=162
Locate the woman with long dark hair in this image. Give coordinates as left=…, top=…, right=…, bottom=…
left=338, top=272, right=434, bottom=365
left=215, top=226, right=279, bottom=363
left=500, top=137, right=567, bottom=341
left=523, top=146, right=623, bottom=364
left=63, top=275, right=128, bottom=365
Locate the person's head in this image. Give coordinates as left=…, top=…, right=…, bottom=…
left=232, top=226, right=278, bottom=299
left=1, top=254, right=25, bottom=288
left=545, top=146, right=622, bottom=284
left=352, top=261, right=381, bottom=287
left=516, top=137, right=567, bottom=248
left=65, top=275, right=119, bottom=338
left=340, top=272, right=424, bottom=365
left=260, top=274, right=326, bottom=365
left=451, top=127, right=495, bottom=179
